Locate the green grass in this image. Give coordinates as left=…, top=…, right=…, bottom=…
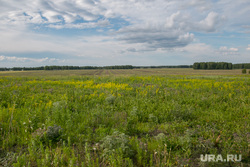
left=0, top=69, right=249, bottom=166
left=0, top=68, right=245, bottom=77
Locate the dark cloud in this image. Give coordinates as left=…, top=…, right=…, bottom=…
left=117, top=24, right=194, bottom=50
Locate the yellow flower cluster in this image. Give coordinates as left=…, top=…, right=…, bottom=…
left=162, top=78, right=243, bottom=91
left=27, top=79, right=132, bottom=91
left=82, top=81, right=132, bottom=91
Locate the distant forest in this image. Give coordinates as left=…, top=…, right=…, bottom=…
left=193, top=62, right=233, bottom=70
left=0, top=65, right=192, bottom=71
left=0, top=63, right=250, bottom=71
left=193, top=62, right=250, bottom=70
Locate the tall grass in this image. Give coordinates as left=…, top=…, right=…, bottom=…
left=0, top=75, right=249, bottom=166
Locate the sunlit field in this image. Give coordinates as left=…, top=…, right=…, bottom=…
left=0, top=69, right=249, bottom=166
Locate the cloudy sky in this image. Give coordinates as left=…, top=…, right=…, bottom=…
left=0, top=0, right=250, bottom=67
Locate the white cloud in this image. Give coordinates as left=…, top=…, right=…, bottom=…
left=165, top=11, right=180, bottom=28
left=183, top=43, right=213, bottom=53
left=0, top=0, right=227, bottom=32
left=0, top=55, right=61, bottom=63
left=246, top=45, right=250, bottom=51
left=197, top=12, right=225, bottom=32
left=185, top=0, right=212, bottom=11
left=229, top=48, right=238, bottom=52
left=219, top=46, right=228, bottom=51
left=47, top=19, right=110, bottom=29
left=0, top=0, right=105, bottom=26
left=217, top=46, right=240, bottom=57
left=0, top=0, right=249, bottom=32
left=219, top=46, right=239, bottom=52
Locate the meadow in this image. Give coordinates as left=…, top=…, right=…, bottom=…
left=0, top=69, right=249, bottom=166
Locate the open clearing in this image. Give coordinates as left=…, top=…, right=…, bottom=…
left=0, top=69, right=249, bottom=166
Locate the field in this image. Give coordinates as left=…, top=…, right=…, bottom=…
left=0, top=68, right=249, bottom=166
left=0, top=68, right=244, bottom=77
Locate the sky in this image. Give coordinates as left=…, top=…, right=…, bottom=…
left=0, top=0, right=250, bottom=67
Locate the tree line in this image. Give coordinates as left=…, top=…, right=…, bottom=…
left=1, top=63, right=250, bottom=71
left=0, top=65, right=134, bottom=71
left=0, top=65, right=192, bottom=71
left=193, top=62, right=250, bottom=70
left=193, top=62, right=233, bottom=70
left=134, top=65, right=192, bottom=69
left=233, top=63, right=250, bottom=69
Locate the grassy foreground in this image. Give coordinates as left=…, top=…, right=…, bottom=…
left=0, top=69, right=249, bottom=166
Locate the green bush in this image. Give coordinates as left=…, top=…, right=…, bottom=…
left=101, top=131, right=134, bottom=158
left=105, top=95, right=116, bottom=104
left=148, top=114, right=158, bottom=123
left=242, top=68, right=246, bottom=74
left=46, top=125, right=63, bottom=142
